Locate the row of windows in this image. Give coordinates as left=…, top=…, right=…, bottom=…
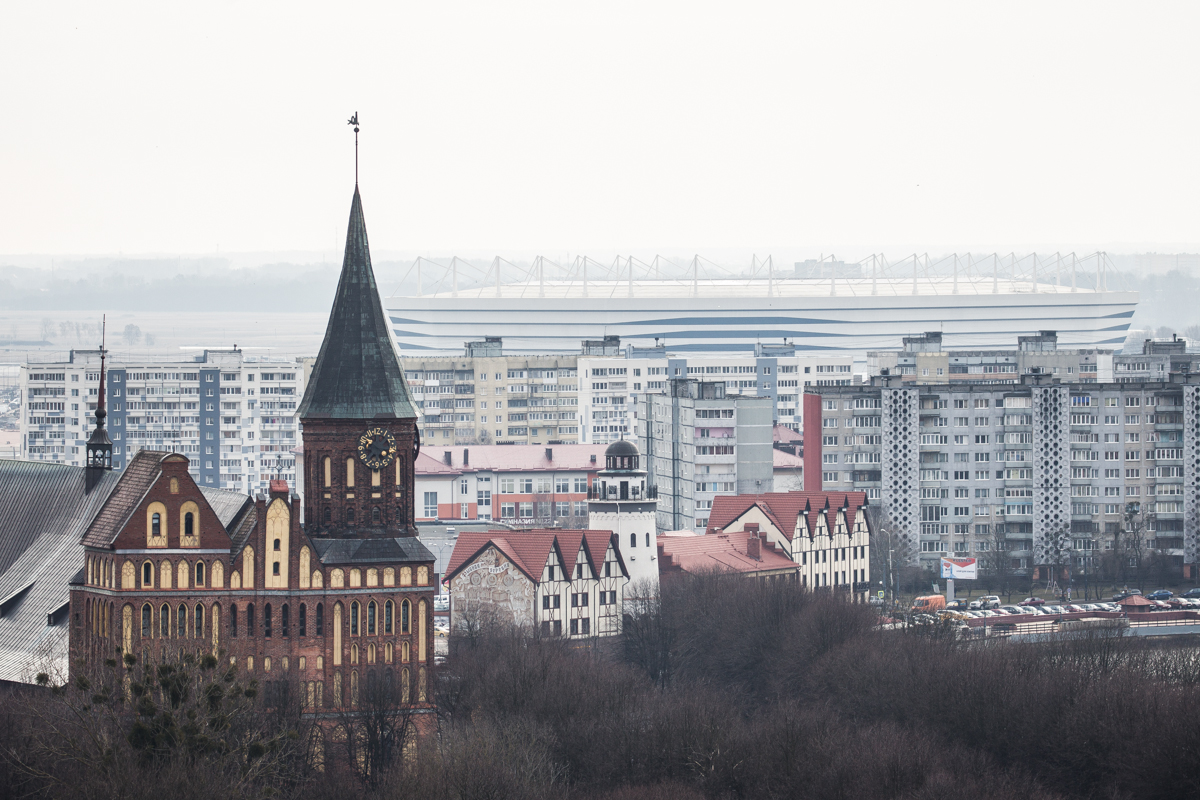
left=121, top=599, right=419, bottom=640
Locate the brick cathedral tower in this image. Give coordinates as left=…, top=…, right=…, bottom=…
left=298, top=186, right=420, bottom=537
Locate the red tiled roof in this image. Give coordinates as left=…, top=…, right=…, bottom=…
left=706, top=491, right=869, bottom=542
left=773, top=449, right=804, bottom=469
left=444, top=528, right=619, bottom=584
left=657, top=529, right=798, bottom=576
left=415, top=451, right=462, bottom=475
left=417, top=443, right=607, bottom=476
left=773, top=425, right=802, bottom=444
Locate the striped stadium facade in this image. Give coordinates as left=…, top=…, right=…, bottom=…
left=386, top=278, right=1137, bottom=354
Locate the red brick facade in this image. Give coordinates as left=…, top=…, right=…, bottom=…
left=303, top=418, right=421, bottom=537
left=70, top=455, right=436, bottom=709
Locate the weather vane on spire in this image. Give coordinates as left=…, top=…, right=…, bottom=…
left=348, top=112, right=360, bottom=184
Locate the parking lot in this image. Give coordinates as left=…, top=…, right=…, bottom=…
left=899, top=589, right=1200, bottom=637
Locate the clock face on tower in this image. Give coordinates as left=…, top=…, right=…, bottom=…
left=358, top=427, right=397, bottom=470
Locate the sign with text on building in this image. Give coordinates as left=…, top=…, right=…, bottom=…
left=940, top=557, right=978, bottom=580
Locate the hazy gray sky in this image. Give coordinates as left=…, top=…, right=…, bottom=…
left=2, top=2, right=1198, bottom=257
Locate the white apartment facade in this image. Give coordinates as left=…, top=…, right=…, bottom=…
left=579, top=345, right=856, bottom=445
left=401, top=339, right=581, bottom=447
left=20, top=349, right=303, bottom=496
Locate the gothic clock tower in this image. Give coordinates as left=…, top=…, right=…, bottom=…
left=298, top=185, right=420, bottom=537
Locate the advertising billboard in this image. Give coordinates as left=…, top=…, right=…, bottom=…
left=940, top=557, right=978, bottom=580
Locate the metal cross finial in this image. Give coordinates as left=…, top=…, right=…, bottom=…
left=348, top=112, right=360, bottom=184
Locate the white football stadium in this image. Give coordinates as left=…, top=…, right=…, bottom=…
left=385, top=254, right=1138, bottom=354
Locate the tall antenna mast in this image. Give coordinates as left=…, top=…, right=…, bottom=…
left=347, top=112, right=360, bottom=184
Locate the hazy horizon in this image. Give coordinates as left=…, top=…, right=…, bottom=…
left=4, top=3, right=1199, bottom=255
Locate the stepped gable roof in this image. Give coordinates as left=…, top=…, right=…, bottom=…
left=0, top=459, right=123, bottom=682
left=707, top=491, right=869, bottom=540
left=298, top=187, right=415, bottom=421
left=658, top=529, right=798, bottom=576
left=80, top=452, right=253, bottom=549
left=311, top=536, right=434, bottom=566
left=80, top=450, right=170, bottom=548
left=444, top=529, right=619, bottom=584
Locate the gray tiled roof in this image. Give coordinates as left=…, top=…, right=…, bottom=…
left=199, top=486, right=253, bottom=529
left=297, top=186, right=416, bottom=421
left=311, top=536, right=433, bottom=566
left=0, top=460, right=123, bottom=682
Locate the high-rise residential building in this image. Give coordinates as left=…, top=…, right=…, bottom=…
left=20, top=350, right=304, bottom=495
left=400, top=338, right=581, bottom=447
left=867, top=331, right=1115, bottom=385
left=803, top=370, right=1199, bottom=579
left=1112, top=335, right=1200, bottom=383
left=399, top=337, right=855, bottom=449
left=637, top=379, right=773, bottom=532
left=578, top=343, right=856, bottom=445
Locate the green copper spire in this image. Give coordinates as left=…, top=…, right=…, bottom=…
left=298, top=187, right=415, bottom=420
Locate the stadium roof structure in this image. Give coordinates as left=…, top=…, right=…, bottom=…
left=384, top=252, right=1138, bottom=354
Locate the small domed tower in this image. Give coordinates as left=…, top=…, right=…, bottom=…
left=588, top=439, right=660, bottom=597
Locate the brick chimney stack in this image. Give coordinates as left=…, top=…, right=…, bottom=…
left=746, top=532, right=761, bottom=561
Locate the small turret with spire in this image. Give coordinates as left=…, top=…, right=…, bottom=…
left=85, top=316, right=113, bottom=492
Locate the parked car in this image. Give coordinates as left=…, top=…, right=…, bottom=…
left=433, top=594, right=450, bottom=612
left=1182, top=588, right=1200, bottom=599
left=1113, top=589, right=1142, bottom=601
left=946, top=599, right=969, bottom=611
left=1146, top=590, right=1173, bottom=601
left=1151, top=600, right=1171, bottom=610
left=981, top=595, right=1001, bottom=609
left=1066, top=605, right=1085, bottom=613
left=1001, top=605, right=1026, bottom=615
left=1019, top=597, right=1046, bottom=606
